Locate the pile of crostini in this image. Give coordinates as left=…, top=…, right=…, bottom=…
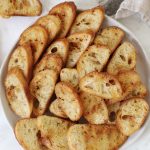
left=4, top=2, right=149, bottom=150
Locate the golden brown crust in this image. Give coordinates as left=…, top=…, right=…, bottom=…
left=49, top=2, right=77, bottom=38
left=70, top=6, right=104, bottom=34
left=18, top=25, right=49, bottom=64
left=77, top=45, right=111, bottom=79
left=8, top=44, right=33, bottom=83
left=37, top=115, right=74, bottom=150
left=60, top=68, right=79, bottom=88
left=66, top=30, right=95, bottom=68
left=80, top=91, right=109, bottom=124
left=0, top=0, right=42, bottom=17
left=5, top=67, right=33, bottom=118
left=94, top=26, right=125, bottom=53
left=117, top=70, right=147, bottom=100
left=14, top=118, right=42, bottom=150
left=116, top=98, right=149, bottom=136
left=35, top=14, right=61, bottom=43
left=33, top=54, right=63, bottom=75
left=49, top=98, right=68, bottom=118
left=106, top=42, right=136, bottom=75
left=67, top=124, right=127, bottom=150
left=30, top=70, right=57, bottom=116
left=46, top=38, right=69, bottom=64
left=55, top=82, right=83, bottom=121
left=79, top=71, right=123, bottom=100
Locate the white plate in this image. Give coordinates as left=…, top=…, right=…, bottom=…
left=0, top=15, right=150, bottom=150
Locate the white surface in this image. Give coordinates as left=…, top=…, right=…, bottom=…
left=0, top=1, right=150, bottom=150
left=115, top=0, right=150, bottom=26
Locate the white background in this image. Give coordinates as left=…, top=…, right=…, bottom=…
left=0, top=0, right=150, bottom=150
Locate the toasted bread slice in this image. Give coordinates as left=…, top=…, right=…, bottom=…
left=116, top=98, right=149, bottom=136
left=49, top=2, right=76, bottom=38
left=117, top=71, right=141, bottom=89
left=5, top=68, right=33, bottom=118
left=94, top=26, right=125, bottom=53
left=37, top=115, right=73, bottom=150
left=105, top=71, right=144, bottom=104
left=0, top=0, right=42, bottom=17
left=46, top=39, right=69, bottom=64
left=80, top=92, right=108, bottom=124
left=30, top=70, right=57, bottom=116
left=79, top=72, right=123, bottom=100
left=33, top=54, right=63, bottom=75
left=117, top=71, right=147, bottom=99
left=107, top=42, right=136, bottom=75
left=70, top=6, right=104, bottom=34
left=18, top=25, right=49, bottom=64
left=68, top=124, right=127, bottom=150
left=8, top=45, right=33, bottom=82
left=125, top=83, right=147, bottom=99
left=60, top=68, right=79, bottom=88
left=77, top=45, right=111, bottom=79
left=66, top=31, right=94, bottom=68
left=55, top=82, right=83, bottom=121
left=15, top=118, right=43, bottom=150
left=107, top=102, right=121, bottom=124
left=49, top=98, right=68, bottom=118
left=35, top=15, right=61, bottom=43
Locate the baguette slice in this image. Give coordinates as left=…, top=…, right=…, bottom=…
left=80, top=92, right=108, bottom=124
left=30, top=70, right=57, bottom=116
left=46, top=39, right=69, bottom=64
left=66, top=31, right=94, bottom=68
left=5, top=68, right=33, bottom=118
left=94, top=26, right=125, bottom=53
left=15, top=118, right=43, bottom=150
left=107, top=42, right=136, bottom=75
left=107, top=102, right=121, bottom=124
left=125, top=83, right=147, bottom=99
left=0, top=0, right=42, bottom=17
left=79, top=72, right=123, bottom=100
left=60, top=68, right=79, bottom=88
left=18, top=25, right=49, bottom=64
left=70, top=6, right=104, bottom=34
left=116, top=98, right=149, bottom=136
left=49, top=2, right=76, bottom=38
left=55, top=82, right=83, bottom=121
left=8, top=45, right=33, bottom=82
left=37, top=115, right=73, bottom=150
left=77, top=45, right=111, bottom=79
left=117, top=71, right=147, bottom=99
left=118, top=71, right=141, bottom=89
left=49, top=98, right=68, bottom=118
left=68, top=124, right=127, bottom=150
left=35, top=15, right=61, bottom=43
left=33, top=54, right=63, bottom=75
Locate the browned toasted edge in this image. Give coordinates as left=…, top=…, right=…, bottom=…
left=30, top=70, right=58, bottom=117
left=69, top=6, right=105, bottom=35
left=116, top=98, right=149, bottom=136
left=106, top=41, right=137, bottom=75
left=45, top=38, right=69, bottom=65
left=33, top=53, right=63, bottom=75
left=14, top=118, right=38, bottom=150
left=49, top=1, right=77, bottom=38
left=67, top=29, right=95, bottom=45
left=18, top=25, right=49, bottom=64
left=94, top=26, right=125, bottom=53
left=0, top=0, right=42, bottom=17
left=55, top=81, right=83, bottom=121
left=5, top=67, right=33, bottom=118
left=49, top=98, right=68, bottom=119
